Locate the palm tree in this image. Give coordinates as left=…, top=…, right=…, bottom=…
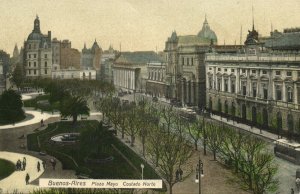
left=59, top=96, right=90, bottom=124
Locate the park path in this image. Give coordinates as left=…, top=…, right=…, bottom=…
left=0, top=151, right=44, bottom=194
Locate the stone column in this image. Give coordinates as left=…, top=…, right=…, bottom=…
left=294, top=83, right=298, bottom=104
left=186, top=81, right=190, bottom=104
left=181, top=79, right=184, bottom=106
left=191, top=81, right=194, bottom=105
left=283, top=82, right=286, bottom=102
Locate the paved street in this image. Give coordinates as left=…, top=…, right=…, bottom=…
left=121, top=93, right=300, bottom=194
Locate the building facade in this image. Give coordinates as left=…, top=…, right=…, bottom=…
left=0, top=61, right=5, bottom=93
left=113, top=51, right=162, bottom=92
left=100, top=46, right=117, bottom=82
left=81, top=40, right=102, bottom=70
left=52, top=67, right=96, bottom=80
left=146, top=62, right=167, bottom=97
left=23, top=16, right=52, bottom=78
left=206, top=26, right=300, bottom=136
left=164, top=17, right=218, bottom=108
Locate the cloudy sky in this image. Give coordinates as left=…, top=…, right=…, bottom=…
left=0, top=0, right=299, bottom=54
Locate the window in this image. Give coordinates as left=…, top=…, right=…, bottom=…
left=28, top=70, right=31, bottom=75
left=218, top=68, right=221, bottom=71
left=45, top=61, right=47, bottom=67
left=209, top=67, right=212, bottom=70
left=187, top=58, right=190, bottom=66
left=275, top=85, right=282, bottom=101
left=224, top=69, right=227, bottom=72
left=89, top=72, right=92, bottom=80
left=28, top=54, right=31, bottom=58
left=182, top=57, right=184, bottom=65
left=54, top=66, right=57, bottom=70
left=191, top=58, right=194, bottom=66
left=231, top=81, right=235, bottom=93
left=45, top=69, right=47, bottom=74
left=34, top=62, right=36, bottom=67
left=252, top=82, right=257, bottom=97
left=287, top=87, right=293, bottom=102
left=45, top=54, right=47, bottom=59
left=262, top=84, right=268, bottom=99
left=34, top=70, right=36, bottom=75
left=298, top=71, right=300, bottom=78
left=28, top=44, right=31, bottom=49
left=148, top=72, right=150, bottom=79
left=252, top=70, right=256, bottom=74
left=287, top=71, right=292, bottom=77
left=242, top=81, right=247, bottom=96
left=28, top=62, right=31, bottom=67
left=276, top=71, right=281, bottom=76
left=242, top=69, right=246, bottom=73
left=34, top=54, right=36, bottom=58
left=231, top=69, right=235, bottom=73
left=262, top=70, right=267, bottom=74
left=224, top=79, right=228, bottom=92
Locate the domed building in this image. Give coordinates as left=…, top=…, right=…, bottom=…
left=163, top=16, right=219, bottom=108
left=23, top=16, right=52, bottom=78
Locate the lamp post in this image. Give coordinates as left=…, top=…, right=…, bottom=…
left=195, top=156, right=204, bottom=194
left=141, top=163, right=144, bottom=180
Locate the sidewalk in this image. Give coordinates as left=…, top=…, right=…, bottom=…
left=210, top=114, right=279, bottom=142
left=115, top=132, right=249, bottom=194
left=0, top=151, right=44, bottom=194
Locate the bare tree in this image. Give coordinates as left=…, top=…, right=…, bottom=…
left=205, top=122, right=223, bottom=160
left=184, top=116, right=204, bottom=150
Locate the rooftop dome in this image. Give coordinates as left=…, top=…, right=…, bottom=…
left=197, top=16, right=218, bottom=44
left=27, top=15, right=43, bottom=41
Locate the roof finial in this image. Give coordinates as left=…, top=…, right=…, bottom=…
left=252, top=5, right=255, bottom=31
left=204, top=13, right=208, bottom=23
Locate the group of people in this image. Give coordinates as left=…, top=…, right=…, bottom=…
left=16, top=157, right=26, bottom=171
left=175, top=168, right=183, bottom=181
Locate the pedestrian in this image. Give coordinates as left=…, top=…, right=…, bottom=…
left=25, top=173, right=30, bottom=185
left=291, top=188, right=294, bottom=194
left=17, top=159, right=21, bottom=171
left=37, top=161, right=40, bottom=172
left=175, top=169, right=179, bottom=181
left=179, top=168, right=183, bottom=181
left=22, top=159, right=26, bottom=171
left=40, top=119, right=44, bottom=127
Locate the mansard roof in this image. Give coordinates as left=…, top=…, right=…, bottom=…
left=265, top=30, right=300, bottom=50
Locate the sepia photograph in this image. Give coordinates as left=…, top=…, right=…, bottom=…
left=0, top=0, right=299, bottom=193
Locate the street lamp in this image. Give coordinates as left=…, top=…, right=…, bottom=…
left=195, top=157, right=204, bottom=194
left=141, top=163, right=144, bottom=180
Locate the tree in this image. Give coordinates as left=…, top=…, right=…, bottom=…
left=10, top=64, right=24, bottom=90
left=184, top=116, right=203, bottom=150
left=205, top=122, right=223, bottom=160
left=152, top=123, right=193, bottom=194
left=59, top=96, right=90, bottom=124
left=238, top=135, right=278, bottom=194
left=0, top=89, right=25, bottom=124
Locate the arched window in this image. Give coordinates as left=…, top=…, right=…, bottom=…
left=276, top=85, right=282, bottom=101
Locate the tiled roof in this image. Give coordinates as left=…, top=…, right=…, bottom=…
left=177, top=35, right=211, bottom=46
left=115, top=51, right=163, bottom=64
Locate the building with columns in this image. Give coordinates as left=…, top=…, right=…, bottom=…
left=146, top=61, right=166, bottom=97
left=23, top=16, right=52, bottom=78
left=205, top=25, right=300, bottom=136
left=164, top=16, right=218, bottom=108
left=113, top=51, right=162, bottom=93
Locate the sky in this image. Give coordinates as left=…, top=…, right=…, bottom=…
left=0, top=0, right=300, bottom=55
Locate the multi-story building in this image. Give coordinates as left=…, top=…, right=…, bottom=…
left=164, top=17, right=218, bottom=108
left=146, top=62, right=167, bottom=98
left=113, top=51, right=162, bottom=92
left=100, top=46, right=117, bottom=83
left=23, top=16, right=52, bottom=78
left=52, top=66, right=96, bottom=80
left=81, top=40, right=102, bottom=71
left=0, top=50, right=10, bottom=78
left=205, top=25, right=300, bottom=136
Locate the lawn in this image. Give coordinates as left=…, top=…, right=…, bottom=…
left=27, top=120, right=165, bottom=188
left=0, top=159, right=15, bottom=180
